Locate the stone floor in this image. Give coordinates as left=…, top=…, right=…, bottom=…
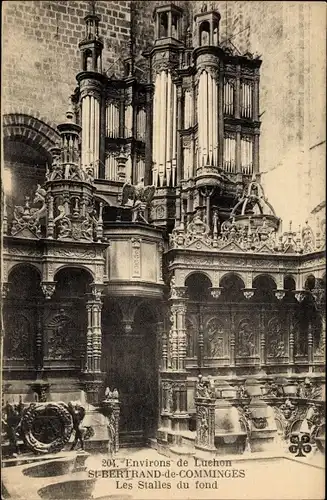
left=2, top=447, right=325, bottom=500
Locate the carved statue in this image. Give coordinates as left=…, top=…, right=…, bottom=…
left=2, top=401, right=24, bottom=456
left=104, top=387, right=119, bottom=401
left=196, top=374, right=215, bottom=398
left=67, top=401, right=92, bottom=451
left=11, top=185, right=47, bottom=237
left=121, top=178, right=155, bottom=223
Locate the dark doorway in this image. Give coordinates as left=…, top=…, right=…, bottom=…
left=101, top=299, right=158, bottom=447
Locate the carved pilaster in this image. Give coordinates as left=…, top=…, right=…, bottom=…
left=90, top=284, right=104, bottom=373
left=157, top=241, right=164, bottom=283
left=35, top=304, right=44, bottom=372
left=195, top=397, right=216, bottom=451
left=308, top=322, right=313, bottom=364
left=259, top=306, right=266, bottom=367
left=131, top=238, right=141, bottom=277
left=289, top=312, right=295, bottom=365
left=230, top=309, right=236, bottom=367
left=159, top=322, right=168, bottom=370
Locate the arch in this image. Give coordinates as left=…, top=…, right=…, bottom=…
left=219, top=272, right=246, bottom=288
left=252, top=273, right=277, bottom=288
left=53, top=264, right=95, bottom=281
left=159, top=12, right=168, bottom=38
left=184, top=270, right=213, bottom=287
left=6, top=263, right=43, bottom=302
left=53, top=267, right=94, bottom=299
left=252, top=274, right=277, bottom=303
left=185, top=272, right=212, bottom=301
left=220, top=272, right=245, bottom=302
left=8, top=262, right=42, bottom=281
left=304, top=274, right=316, bottom=291
left=3, top=113, right=60, bottom=158
left=199, top=21, right=210, bottom=46
left=283, top=274, right=296, bottom=290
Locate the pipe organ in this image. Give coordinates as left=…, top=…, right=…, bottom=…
left=75, top=2, right=261, bottom=225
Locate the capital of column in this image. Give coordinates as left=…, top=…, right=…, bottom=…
left=274, top=289, right=286, bottom=301
left=210, top=286, right=223, bottom=299
left=294, top=290, right=307, bottom=303
left=242, top=288, right=255, bottom=300
left=41, top=281, right=57, bottom=300
left=90, top=283, right=105, bottom=302
left=170, top=285, right=188, bottom=300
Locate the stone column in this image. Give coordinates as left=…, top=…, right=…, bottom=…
left=82, top=285, right=104, bottom=404
left=161, top=286, right=189, bottom=437
left=230, top=307, right=236, bottom=367
left=90, top=284, right=104, bottom=373
left=259, top=306, right=266, bottom=368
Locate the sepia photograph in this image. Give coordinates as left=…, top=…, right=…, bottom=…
left=1, top=1, right=325, bottom=499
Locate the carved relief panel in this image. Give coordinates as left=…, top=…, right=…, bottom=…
left=266, top=315, right=288, bottom=362
left=186, top=316, right=197, bottom=358
left=3, top=307, right=36, bottom=362
left=204, top=316, right=229, bottom=360
left=44, top=309, right=83, bottom=365
left=235, top=315, right=259, bottom=363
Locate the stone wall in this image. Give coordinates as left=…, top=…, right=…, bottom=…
left=2, top=0, right=131, bottom=123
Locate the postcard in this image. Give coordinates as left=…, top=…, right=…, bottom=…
left=1, top=1, right=325, bottom=499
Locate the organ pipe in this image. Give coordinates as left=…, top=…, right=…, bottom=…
left=81, top=95, right=100, bottom=172
left=106, top=103, right=120, bottom=138
left=151, top=70, right=178, bottom=187
left=137, top=109, right=146, bottom=140
left=241, top=137, right=253, bottom=174
left=241, top=82, right=252, bottom=119
left=224, top=136, right=236, bottom=172
left=197, top=70, right=219, bottom=167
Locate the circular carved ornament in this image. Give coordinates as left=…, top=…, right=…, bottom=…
left=20, top=403, right=74, bottom=454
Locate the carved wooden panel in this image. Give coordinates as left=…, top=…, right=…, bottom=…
left=186, top=315, right=197, bottom=358
left=3, top=307, right=36, bottom=361
left=235, top=314, right=259, bottom=364
left=204, top=316, right=229, bottom=359
left=44, top=310, right=83, bottom=364
left=266, top=315, right=289, bottom=363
